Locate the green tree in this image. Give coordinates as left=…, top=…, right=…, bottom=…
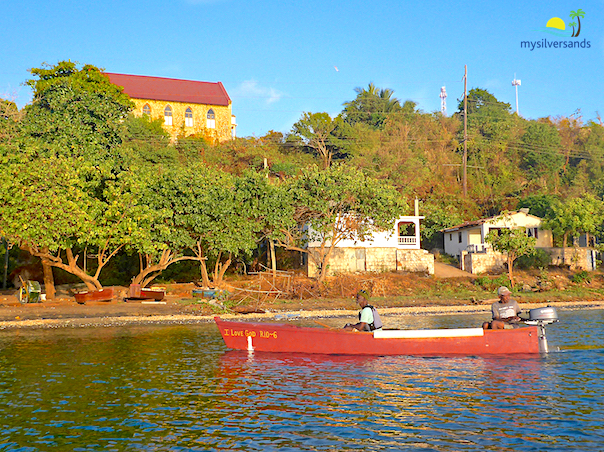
left=291, top=112, right=342, bottom=169
left=520, top=121, right=564, bottom=191
left=486, top=228, right=536, bottom=288
left=543, top=195, right=604, bottom=248
left=342, top=82, right=403, bottom=129
left=127, top=166, right=294, bottom=288
left=457, top=88, right=511, bottom=116
left=22, top=61, right=133, bottom=164
left=516, top=194, right=559, bottom=219
left=0, top=98, right=20, bottom=144
left=0, top=146, right=143, bottom=292
left=279, top=164, right=405, bottom=283
left=1, top=61, right=136, bottom=296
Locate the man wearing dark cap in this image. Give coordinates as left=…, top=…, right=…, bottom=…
left=482, top=286, right=522, bottom=329
left=343, top=290, right=383, bottom=332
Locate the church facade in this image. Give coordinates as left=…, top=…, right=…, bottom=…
left=105, top=73, right=236, bottom=142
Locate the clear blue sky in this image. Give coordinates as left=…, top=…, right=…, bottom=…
left=2, top=0, right=603, bottom=137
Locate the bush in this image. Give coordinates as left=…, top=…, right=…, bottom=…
left=571, top=270, right=591, bottom=284
left=516, top=249, right=552, bottom=270
left=474, top=274, right=511, bottom=291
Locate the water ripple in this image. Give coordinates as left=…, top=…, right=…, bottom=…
left=0, top=313, right=601, bottom=450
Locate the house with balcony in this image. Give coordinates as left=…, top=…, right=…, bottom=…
left=306, top=215, right=434, bottom=277
left=104, top=73, right=236, bottom=143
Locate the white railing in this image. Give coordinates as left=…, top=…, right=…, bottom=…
left=398, top=236, right=417, bottom=246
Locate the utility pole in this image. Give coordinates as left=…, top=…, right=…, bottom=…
left=463, top=65, right=468, bottom=197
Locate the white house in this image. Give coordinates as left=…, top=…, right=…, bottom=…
left=441, top=209, right=597, bottom=273
left=442, top=210, right=552, bottom=259
left=306, top=215, right=435, bottom=277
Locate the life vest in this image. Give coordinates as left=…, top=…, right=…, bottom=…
left=359, top=305, right=383, bottom=331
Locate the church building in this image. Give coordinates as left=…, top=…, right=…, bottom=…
left=104, top=73, right=236, bottom=142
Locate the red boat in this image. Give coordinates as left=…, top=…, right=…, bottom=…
left=215, top=307, right=559, bottom=356
left=74, top=287, right=114, bottom=304
left=127, top=284, right=165, bottom=301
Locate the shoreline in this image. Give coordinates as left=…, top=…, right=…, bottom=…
left=0, top=300, right=602, bottom=330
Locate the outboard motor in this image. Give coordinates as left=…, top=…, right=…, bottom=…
left=524, top=307, right=559, bottom=353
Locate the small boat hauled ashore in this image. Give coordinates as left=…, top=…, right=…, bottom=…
left=215, top=307, right=559, bottom=356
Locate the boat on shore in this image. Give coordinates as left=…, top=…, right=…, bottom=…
left=214, top=307, right=559, bottom=356
left=74, top=287, right=114, bottom=304
left=126, top=284, right=165, bottom=301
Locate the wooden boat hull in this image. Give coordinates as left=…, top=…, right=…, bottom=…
left=74, top=287, right=114, bottom=303
left=214, top=317, right=543, bottom=356
left=127, top=284, right=165, bottom=301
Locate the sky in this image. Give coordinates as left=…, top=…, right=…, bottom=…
left=2, top=0, right=604, bottom=137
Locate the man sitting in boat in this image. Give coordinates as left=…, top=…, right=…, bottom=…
left=482, top=286, right=522, bottom=330
left=343, top=290, right=383, bottom=332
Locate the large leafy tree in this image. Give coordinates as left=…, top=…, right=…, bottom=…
left=22, top=61, right=133, bottom=160
left=128, top=166, right=294, bottom=288
left=0, top=61, right=136, bottom=296
left=342, top=83, right=403, bottom=129
left=279, top=164, right=405, bottom=283
left=0, top=145, right=143, bottom=292
left=457, top=88, right=511, bottom=116
left=543, top=195, right=604, bottom=248
left=291, top=112, right=343, bottom=169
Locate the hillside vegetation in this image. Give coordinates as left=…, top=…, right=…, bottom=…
left=2, top=62, right=604, bottom=299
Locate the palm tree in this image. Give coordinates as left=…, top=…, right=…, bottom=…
left=569, top=21, right=577, bottom=37
left=343, top=83, right=402, bottom=128
left=569, top=9, right=585, bottom=37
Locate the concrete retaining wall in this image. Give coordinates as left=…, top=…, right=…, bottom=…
left=307, top=247, right=435, bottom=277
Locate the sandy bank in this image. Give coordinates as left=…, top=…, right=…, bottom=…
left=0, top=300, right=601, bottom=330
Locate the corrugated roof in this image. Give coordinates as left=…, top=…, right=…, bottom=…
left=442, top=219, right=486, bottom=233
left=442, top=210, right=542, bottom=233
left=104, top=73, right=231, bottom=106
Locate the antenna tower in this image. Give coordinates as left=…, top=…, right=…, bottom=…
left=439, top=86, right=447, bottom=116
left=512, top=74, right=521, bottom=115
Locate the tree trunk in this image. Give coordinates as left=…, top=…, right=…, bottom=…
left=41, top=258, right=56, bottom=301
left=562, top=232, right=568, bottom=265
left=199, top=259, right=211, bottom=288
left=213, top=255, right=232, bottom=287
left=269, top=239, right=276, bottom=284
left=508, top=255, right=515, bottom=288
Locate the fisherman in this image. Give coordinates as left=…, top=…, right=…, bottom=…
left=482, top=286, right=522, bottom=329
left=344, top=290, right=383, bottom=332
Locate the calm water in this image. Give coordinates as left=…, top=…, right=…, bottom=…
left=0, top=309, right=602, bottom=451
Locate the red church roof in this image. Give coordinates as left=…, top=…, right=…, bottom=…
left=104, top=73, right=231, bottom=106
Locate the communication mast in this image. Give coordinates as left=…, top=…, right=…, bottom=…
left=512, top=74, right=521, bottom=115
left=439, top=86, right=447, bottom=116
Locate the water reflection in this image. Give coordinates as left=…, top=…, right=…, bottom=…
left=0, top=311, right=602, bottom=450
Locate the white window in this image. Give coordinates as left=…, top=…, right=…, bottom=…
left=164, top=105, right=173, bottom=126
left=185, top=108, right=193, bottom=127
left=142, top=104, right=151, bottom=116
left=206, top=109, right=215, bottom=129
